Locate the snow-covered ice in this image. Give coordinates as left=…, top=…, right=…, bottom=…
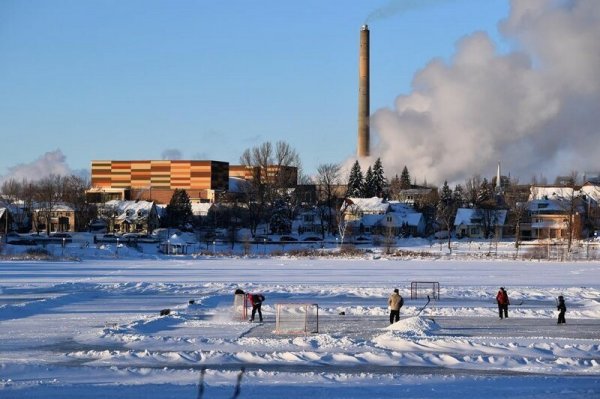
left=1, top=256, right=599, bottom=398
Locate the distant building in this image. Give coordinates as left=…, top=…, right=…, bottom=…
left=229, top=165, right=298, bottom=188
left=100, top=200, right=159, bottom=234
left=527, top=199, right=584, bottom=240
left=89, top=160, right=229, bottom=204
left=454, top=208, right=508, bottom=239
left=396, top=188, right=436, bottom=205
left=342, top=197, right=425, bottom=237
left=31, top=204, right=76, bottom=233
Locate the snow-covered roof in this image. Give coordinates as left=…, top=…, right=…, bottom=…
left=345, top=197, right=389, bottom=213
left=53, top=204, right=75, bottom=212
left=31, top=203, right=74, bottom=212
left=454, top=208, right=507, bottom=227
left=104, top=200, right=155, bottom=222
left=581, top=183, right=600, bottom=202
left=529, top=186, right=575, bottom=201
left=388, top=201, right=416, bottom=213
left=0, top=208, right=5, bottom=219
left=527, top=199, right=567, bottom=212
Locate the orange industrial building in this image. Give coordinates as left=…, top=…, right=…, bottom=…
left=89, top=160, right=229, bottom=204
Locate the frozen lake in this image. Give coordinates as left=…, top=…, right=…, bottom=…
left=1, top=258, right=599, bottom=398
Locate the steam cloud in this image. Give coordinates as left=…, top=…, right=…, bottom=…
left=0, top=149, right=78, bottom=185
left=161, top=149, right=183, bottom=160
left=366, top=0, right=450, bottom=24
left=370, top=0, right=600, bottom=185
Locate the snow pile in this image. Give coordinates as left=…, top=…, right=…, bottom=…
left=384, top=316, right=440, bottom=335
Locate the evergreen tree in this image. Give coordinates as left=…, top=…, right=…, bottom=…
left=436, top=181, right=457, bottom=249
left=363, top=166, right=375, bottom=197
left=164, top=189, right=193, bottom=229
left=400, top=166, right=411, bottom=189
left=347, top=161, right=363, bottom=197
left=452, top=184, right=465, bottom=208
left=372, top=158, right=386, bottom=197
left=439, top=181, right=453, bottom=205
left=476, top=178, right=495, bottom=207
left=269, top=200, right=292, bottom=234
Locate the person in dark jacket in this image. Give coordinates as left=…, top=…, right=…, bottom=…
left=496, top=287, right=510, bottom=319
left=557, top=295, right=566, bottom=324
left=388, top=289, right=404, bottom=324
left=248, top=293, right=265, bottom=322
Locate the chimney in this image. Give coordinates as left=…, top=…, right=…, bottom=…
left=357, top=24, right=370, bottom=158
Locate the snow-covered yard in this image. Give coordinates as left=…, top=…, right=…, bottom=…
left=1, top=256, right=599, bottom=398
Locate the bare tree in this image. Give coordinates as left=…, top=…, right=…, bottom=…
left=316, top=163, right=341, bottom=239
left=61, top=175, right=96, bottom=231
left=239, top=141, right=302, bottom=237
left=33, top=175, right=63, bottom=234
left=464, top=174, right=482, bottom=207
left=562, top=172, right=583, bottom=253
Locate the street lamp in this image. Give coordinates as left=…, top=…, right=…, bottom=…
left=116, top=237, right=119, bottom=257
left=212, top=240, right=216, bottom=255
left=263, top=238, right=267, bottom=255
left=167, top=239, right=170, bottom=255
left=62, top=237, right=65, bottom=257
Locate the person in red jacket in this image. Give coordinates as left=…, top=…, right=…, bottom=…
left=248, top=293, right=265, bottom=323
left=496, top=287, right=510, bottom=319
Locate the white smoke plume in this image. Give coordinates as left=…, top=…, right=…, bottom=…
left=370, top=0, right=600, bottom=186
left=366, top=0, right=451, bottom=24
left=0, top=149, right=77, bottom=185
left=161, top=149, right=183, bottom=160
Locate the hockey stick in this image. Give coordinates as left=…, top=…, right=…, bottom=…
left=415, top=295, right=431, bottom=317
left=197, top=367, right=206, bottom=399
left=231, top=367, right=245, bottom=399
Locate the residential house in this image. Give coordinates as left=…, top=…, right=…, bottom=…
left=343, top=197, right=390, bottom=222
left=342, top=198, right=425, bottom=237
left=527, top=199, right=583, bottom=240
left=528, top=185, right=586, bottom=239
left=396, top=188, right=437, bottom=205
left=454, top=208, right=508, bottom=239
left=102, top=200, right=159, bottom=234
left=294, top=209, right=323, bottom=235
left=31, top=204, right=76, bottom=233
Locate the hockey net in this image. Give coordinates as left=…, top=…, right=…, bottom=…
left=410, top=281, right=440, bottom=300
left=232, top=293, right=248, bottom=320
left=275, top=303, right=319, bottom=334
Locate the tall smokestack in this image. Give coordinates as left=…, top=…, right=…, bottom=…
left=357, top=24, right=370, bottom=158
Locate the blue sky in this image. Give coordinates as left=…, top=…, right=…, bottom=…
left=0, top=0, right=510, bottom=179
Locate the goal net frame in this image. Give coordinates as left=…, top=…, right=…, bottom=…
left=410, top=281, right=440, bottom=300
left=275, top=303, right=319, bottom=334
left=233, top=293, right=248, bottom=320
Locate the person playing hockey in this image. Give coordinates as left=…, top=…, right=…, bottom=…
left=388, top=288, right=404, bottom=324
left=248, top=292, right=265, bottom=323
left=557, top=295, right=567, bottom=324
left=496, top=287, right=510, bottom=319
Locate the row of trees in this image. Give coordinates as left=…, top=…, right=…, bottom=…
left=1, top=174, right=95, bottom=234
left=1, top=140, right=589, bottom=249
